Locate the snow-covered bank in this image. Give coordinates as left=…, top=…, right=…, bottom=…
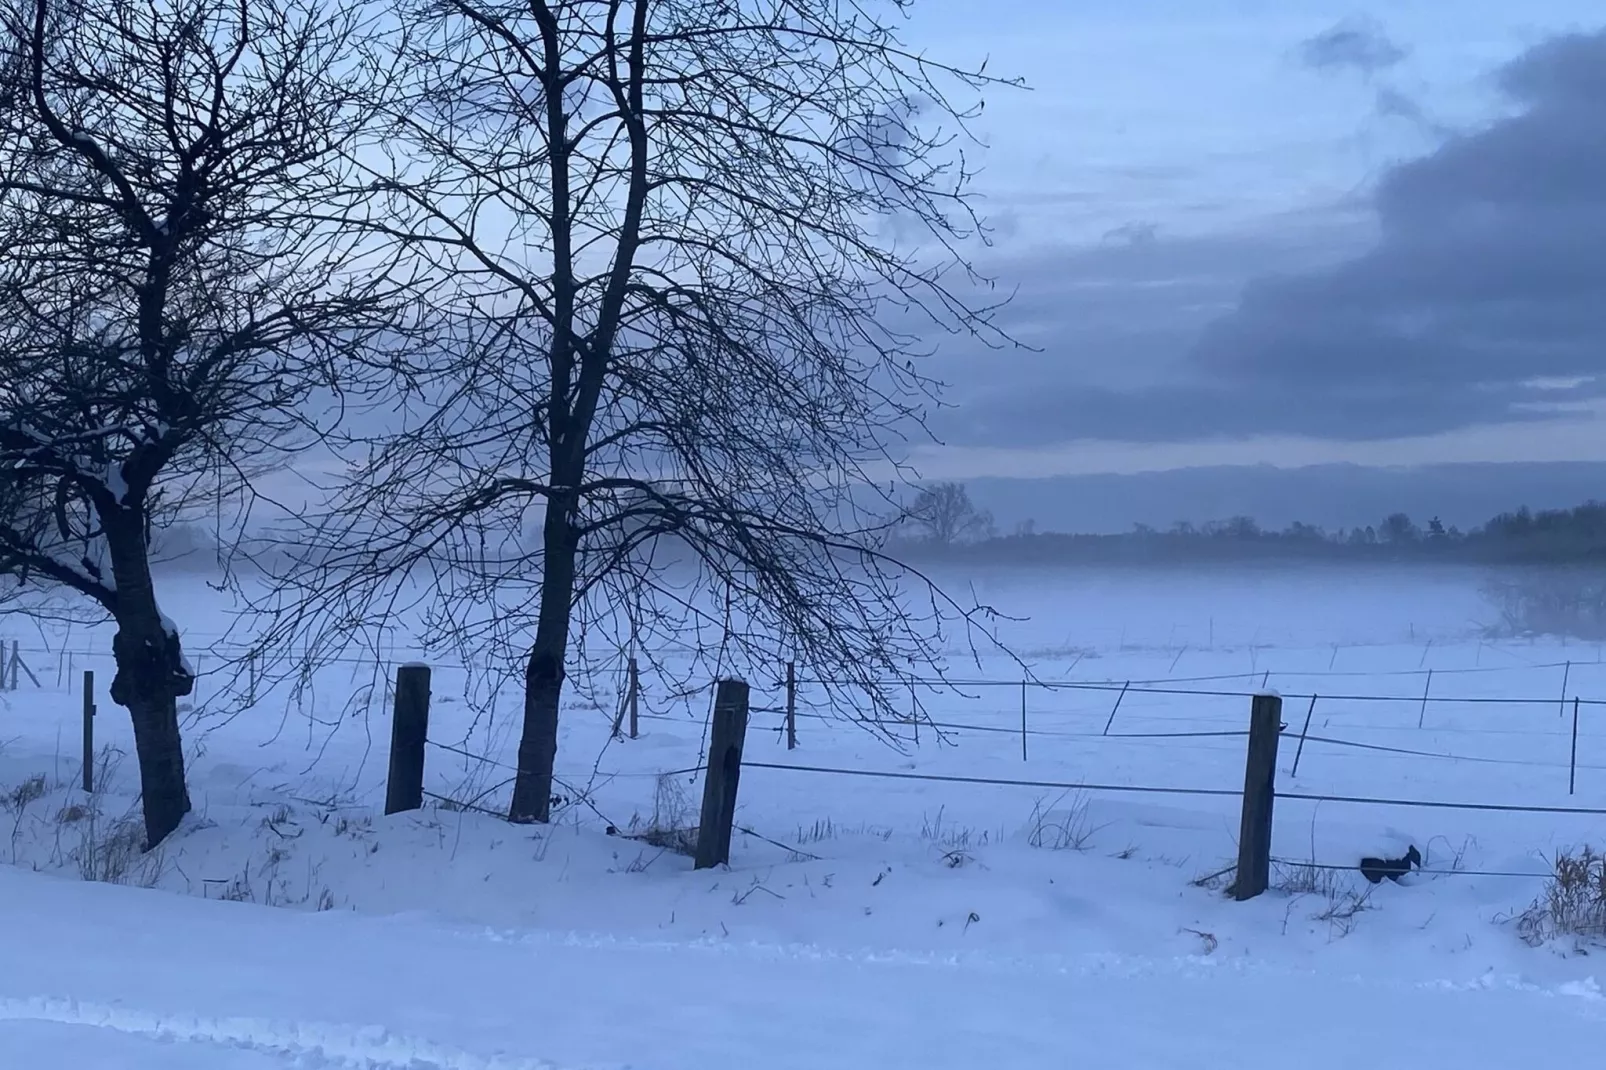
left=2, top=864, right=1605, bottom=1069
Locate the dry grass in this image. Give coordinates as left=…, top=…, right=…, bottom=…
left=624, top=773, right=698, bottom=856
left=1516, top=847, right=1606, bottom=946
left=1025, top=790, right=1104, bottom=852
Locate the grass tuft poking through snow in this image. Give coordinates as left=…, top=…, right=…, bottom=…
left=624, top=773, right=698, bottom=856
left=1517, top=847, right=1606, bottom=946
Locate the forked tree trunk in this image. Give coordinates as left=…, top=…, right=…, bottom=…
left=105, top=514, right=194, bottom=849
left=507, top=501, right=580, bottom=823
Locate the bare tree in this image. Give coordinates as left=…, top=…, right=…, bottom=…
left=0, top=0, right=408, bottom=847
left=904, top=482, right=994, bottom=545
left=254, top=0, right=1023, bottom=823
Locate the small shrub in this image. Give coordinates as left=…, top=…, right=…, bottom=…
left=1517, top=847, right=1606, bottom=946
left=626, top=773, right=698, bottom=856
left=4, top=774, right=48, bottom=813
left=73, top=814, right=158, bottom=887
left=1273, top=860, right=1339, bottom=898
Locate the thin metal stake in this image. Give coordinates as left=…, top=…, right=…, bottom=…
left=1570, top=696, right=1581, bottom=795
left=1291, top=694, right=1318, bottom=778
left=1102, top=681, right=1130, bottom=736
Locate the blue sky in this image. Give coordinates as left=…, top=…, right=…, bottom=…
left=884, top=0, right=1606, bottom=520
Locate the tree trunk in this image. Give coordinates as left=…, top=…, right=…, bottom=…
left=507, top=500, right=580, bottom=823
left=105, top=513, right=194, bottom=849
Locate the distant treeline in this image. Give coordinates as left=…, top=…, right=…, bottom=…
left=893, top=493, right=1606, bottom=567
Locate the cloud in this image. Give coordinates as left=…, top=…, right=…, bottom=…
left=1183, top=28, right=1606, bottom=439
left=921, top=26, right=1606, bottom=458
left=1299, top=16, right=1409, bottom=77
left=924, top=208, right=1374, bottom=446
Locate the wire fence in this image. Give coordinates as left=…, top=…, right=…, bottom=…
left=7, top=629, right=1601, bottom=888
left=394, top=666, right=1606, bottom=892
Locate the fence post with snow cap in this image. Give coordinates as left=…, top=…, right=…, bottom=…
left=385, top=663, right=432, bottom=816
left=695, top=678, right=751, bottom=870
left=1233, top=690, right=1283, bottom=902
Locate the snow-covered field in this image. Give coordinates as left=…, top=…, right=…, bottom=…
left=4, top=563, right=1606, bottom=1066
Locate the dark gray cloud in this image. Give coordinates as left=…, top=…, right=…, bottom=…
left=943, top=28, right=1606, bottom=448
left=928, top=210, right=1373, bottom=446
left=1299, top=16, right=1409, bottom=76
left=1190, top=28, right=1606, bottom=436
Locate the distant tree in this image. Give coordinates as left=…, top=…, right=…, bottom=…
left=1381, top=513, right=1420, bottom=544
left=1170, top=520, right=1197, bottom=537
left=1220, top=516, right=1260, bottom=540
left=1013, top=518, right=1037, bottom=538
left=906, top=483, right=995, bottom=545
left=1284, top=521, right=1324, bottom=541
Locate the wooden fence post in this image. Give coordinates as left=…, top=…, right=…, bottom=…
left=82, top=670, right=95, bottom=793
left=627, top=657, right=640, bottom=740
left=694, top=678, right=750, bottom=870
left=385, top=664, right=432, bottom=816
left=785, top=661, right=797, bottom=751
left=1233, top=691, right=1283, bottom=902
left=1020, top=679, right=1029, bottom=761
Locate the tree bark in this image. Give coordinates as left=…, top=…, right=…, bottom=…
left=507, top=499, right=579, bottom=823
left=104, top=511, right=194, bottom=849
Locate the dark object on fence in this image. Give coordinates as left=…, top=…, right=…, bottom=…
left=385, top=664, right=432, bottom=816
left=1233, top=691, right=1283, bottom=902
left=82, top=670, right=95, bottom=793
left=1359, top=845, right=1421, bottom=884
left=695, top=678, right=751, bottom=870
left=785, top=661, right=797, bottom=751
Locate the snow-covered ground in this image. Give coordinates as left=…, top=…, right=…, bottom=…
left=3, top=563, right=1606, bottom=1066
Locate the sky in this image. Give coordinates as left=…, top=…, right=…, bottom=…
left=890, top=0, right=1606, bottom=530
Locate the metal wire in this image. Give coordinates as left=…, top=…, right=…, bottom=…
left=1269, top=856, right=1552, bottom=880
left=743, top=760, right=1606, bottom=816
